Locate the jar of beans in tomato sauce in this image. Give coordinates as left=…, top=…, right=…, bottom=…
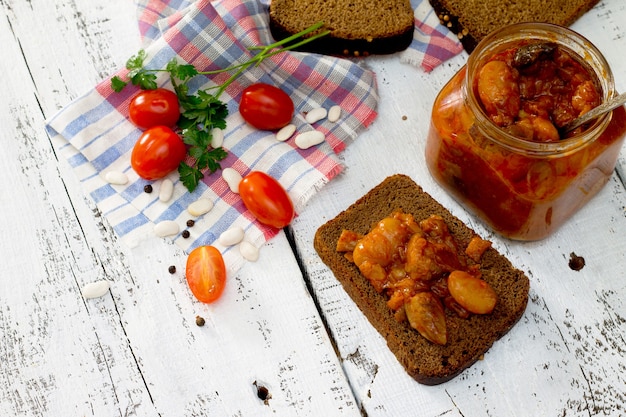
left=426, top=23, right=626, bottom=241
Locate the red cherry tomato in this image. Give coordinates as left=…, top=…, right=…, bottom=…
left=239, top=83, right=294, bottom=130
left=185, top=246, right=227, bottom=303
left=129, top=88, right=180, bottom=129
left=239, top=171, right=295, bottom=229
left=131, top=125, right=186, bottom=180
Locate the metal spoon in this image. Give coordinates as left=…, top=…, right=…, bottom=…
left=512, top=42, right=626, bottom=136
left=560, top=91, right=626, bottom=134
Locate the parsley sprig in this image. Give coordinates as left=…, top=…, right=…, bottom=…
left=111, top=22, right=329, bottom=192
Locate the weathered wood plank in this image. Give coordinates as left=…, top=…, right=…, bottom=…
left=3, top=0, right=626, bottom=415
left=0, top=0, right=360, bottom=415
left=291, top=1, right=626, bottom=415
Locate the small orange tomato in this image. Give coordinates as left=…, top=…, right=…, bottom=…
left=185, top=246, right=227, bottom=303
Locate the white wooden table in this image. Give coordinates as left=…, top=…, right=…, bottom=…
left=1, top=1, right=625, bottom=416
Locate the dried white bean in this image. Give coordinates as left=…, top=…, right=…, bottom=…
left=295, top=130, right=325, bottom=149
left=105, top=171, right=128, bottom=185
left=328, top=105, right=342, bottom=123
left=187, top=198, right=214, bottom=217
left=218, top=226, right=245, bottom=246
left=240, top=241, right=259, bottom=262
left=210, top=127, right=224, bottom=148
left=305, top=107, right=327, bottom=124
left=276, top=124, right=296, bottom=142
left=81, top=280, right=110, bottom=299
left=154, top=220, right=180, bottom=237
left=159, top=179, right=174, bottom=202
left=222, top=168, right=242, bottom=193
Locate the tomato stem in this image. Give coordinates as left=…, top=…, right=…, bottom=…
left=201, top=22, right=330, bottom=98
left=249, top=21, right=327, bottom=51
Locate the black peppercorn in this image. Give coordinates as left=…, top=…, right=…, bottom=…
left=143, top=184, right=153, bottom=193
left=182, top=230, right=190, bottom=239
left=186, top=219, right=195, bottom=227
left=168, top=265, right=176, bottom=274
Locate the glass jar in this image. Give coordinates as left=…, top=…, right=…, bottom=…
left=425, top=23, right=626, bottom=240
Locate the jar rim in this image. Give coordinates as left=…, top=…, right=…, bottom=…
left=465, top=22, right=615, bottom=157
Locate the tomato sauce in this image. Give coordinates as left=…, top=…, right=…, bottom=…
left=426, top=26, right=626, bottom=240
left=476, top=43, right=601, bottom=141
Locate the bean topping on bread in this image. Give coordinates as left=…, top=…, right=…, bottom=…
left=338, top=211, right=497, bottom=345
left=314, top=175, right=530, bottom=385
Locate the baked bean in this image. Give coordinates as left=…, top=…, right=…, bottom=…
left=477, top=60, right=520, bottom=126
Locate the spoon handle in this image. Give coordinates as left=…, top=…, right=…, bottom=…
left=561, top=91, right=626, bottom=134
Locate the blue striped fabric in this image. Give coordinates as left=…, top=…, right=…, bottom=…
left=406, top=0, right=466, bottom=71
left=46, top=0, right=379, bottom=276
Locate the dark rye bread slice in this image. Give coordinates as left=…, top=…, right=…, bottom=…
left=268, top=0, right=414, bottom=57
left=313, top=174, right=530, bottom=385
left=429, top=0, right=600, bottom=53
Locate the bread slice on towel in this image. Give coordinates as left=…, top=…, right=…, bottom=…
left=313, top=174, right=530, bottom=385
left=268, top=0, right=414, bottom=56
left=429, top=0, right=600, bottom=52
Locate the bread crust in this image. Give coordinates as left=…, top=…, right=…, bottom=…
left=268, top=0, right=414, bottom=56
left=313, top=174, right=530, bottom=385
left=428, top=0, right=600, bottom=53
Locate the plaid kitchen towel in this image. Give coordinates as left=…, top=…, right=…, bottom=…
left=46, top=0, right=378, bottom=275
left=405, top=0, right=465, bottom=72
left=136, top=0, right=464, bottom=72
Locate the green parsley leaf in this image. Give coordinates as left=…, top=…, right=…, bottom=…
left=197, top=147, right=228, bottom=172
left=180, top=128, right=205, bottom=147
left=130, top=72, right=158, bottom=90
left=178, top=162, right=205, bottom=193
left=167, top=59, right=198, bottom=81
left=125, top=50, right=147, bottom=71
left=187, top=146, right=206, bottom=161
left=177, top=146, right=227, bottom=192
left=110, top=76, right=128, bottom=92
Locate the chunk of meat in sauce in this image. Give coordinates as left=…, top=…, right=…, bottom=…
left=336, top=229, right=362, bottom=252
left=465, top=236, right=492, bottom=262
left=405, top=291, right=447, bottom=345
left=406, top=216, right=466, bottom=280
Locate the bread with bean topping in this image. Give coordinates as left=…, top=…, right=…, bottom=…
left=429, top=0, right=600, bottom=52
left=313, top=174, right=530, bottom=385
left=268, top=0, right=414, bottom=56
